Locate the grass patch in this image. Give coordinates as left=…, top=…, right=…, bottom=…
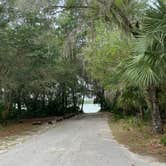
left=108, top=114, right=166, bottom=162
left=160, top=135, right=166, bottom=146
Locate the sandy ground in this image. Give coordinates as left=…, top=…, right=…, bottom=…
left=0, top=113, right=165, bottom=166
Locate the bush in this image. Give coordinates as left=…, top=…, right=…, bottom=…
left=0, top=103, right=5, bottom=122
left=112, top=113, right=125, bottom=121
left=160, top=135, right=166, bottom=146
left=126, top=117, right=144, bottom=128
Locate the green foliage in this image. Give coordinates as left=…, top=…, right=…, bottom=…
left=81, top=0, right=166, bottom=134
left=0, top=1, right=86, bottom=123
left=124, top=1, right=166, bottom=88
left=126, top=117, right=146, bottom=128
left=0, top=0, right=165, bottom=134
left=112, top=113, right=125, bottom=122
left=160, top=135, right=166, bottom=145
left=83, top=22, right=131, bottom=89
left=112, top=114, right=147, bottom=129
left=117, top=86, right=146, bottom=113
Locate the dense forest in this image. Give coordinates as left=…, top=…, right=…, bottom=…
left=0, top=0, right=165, bottom=136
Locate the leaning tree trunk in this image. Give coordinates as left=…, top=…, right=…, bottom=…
left=147, top=86, right=164, bottom=134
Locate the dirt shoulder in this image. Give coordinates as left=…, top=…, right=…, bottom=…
left=108, top=114, right=166, bottom=162
left=0, top=117, right=57, bottom=153
left=0, top=117, right=56, bottom=138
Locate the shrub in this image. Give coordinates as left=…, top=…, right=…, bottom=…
left=127, top=117, right=144, bottom=128
left=160, top=135, right=166, bottom=146
left=0, top=103, right=5, bottom=122
left=112, top=113, right=124, bottom=121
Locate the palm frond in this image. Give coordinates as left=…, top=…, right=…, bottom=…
left=143, top=0, right=166, bottom=42
left=124, top=54, right=160, bottom=87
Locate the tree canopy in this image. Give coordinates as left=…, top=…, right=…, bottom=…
left=0, top=0, right=165, bottom=134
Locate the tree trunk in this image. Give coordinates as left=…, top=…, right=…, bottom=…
left=62, top=84, right=67, bottom=110
left=139, top=106, right=144, bottom=120
left=81, top=94, right=85, bottom=112
left=147, top=86, right=163, bottom=134
left=42, top=93, right=45, bottom=111
left=2, top=89, right=12, bottom=126
left=32, top=93, right=39, bottom=117
left=17, top=88, right=22, bottom=114
left=100, top=88, right=106, bottom=111
left=17, top=91, right=22, bottom=117
left=72, top=89, right=77, bottom=111
left=17, top=100, right=21, bottom=113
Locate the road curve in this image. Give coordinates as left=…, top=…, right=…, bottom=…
left=0, top=113, right=165, bottom=166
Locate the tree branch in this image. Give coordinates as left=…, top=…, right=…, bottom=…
left=44, top=5, right=95, bottom=13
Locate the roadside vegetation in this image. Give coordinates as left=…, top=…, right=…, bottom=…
left=109, top=114, right=166, bottom=162
left=0, top=0, right=165, bottom=159
left=0, top=0, right=86, bottom=127
left=83, top=0, right=166, bottom=135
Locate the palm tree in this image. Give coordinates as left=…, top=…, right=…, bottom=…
left=124, top=0, right=166, bottom=134
left=45, top=0, right=165, bottom=133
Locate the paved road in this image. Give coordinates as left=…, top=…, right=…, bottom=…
left=0, top=113, right=165, bottom=166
